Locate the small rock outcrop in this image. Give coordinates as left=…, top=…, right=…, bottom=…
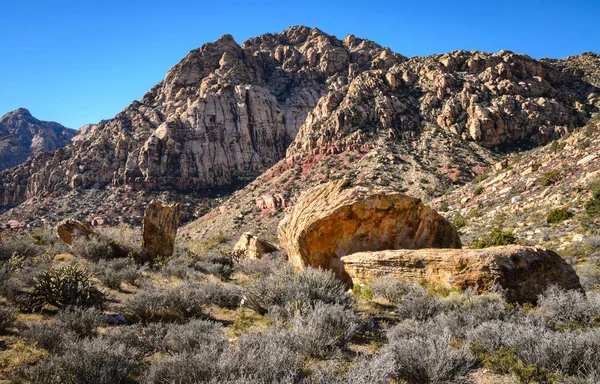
left=278, top=179, right=461, bottom=280
left=341, top=245, right=582, bottom=303
left=56, top=218, right=95, bottom=246
left=233, top=232, right=279, bottom=259
left=142, top=200, right=181, bottom=261
left=56, top=218, right=131, bottom=259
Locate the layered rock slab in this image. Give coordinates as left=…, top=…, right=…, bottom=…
left=278, top=179, right=461, bottom=280
left=341, top=245, right=582, bottom=303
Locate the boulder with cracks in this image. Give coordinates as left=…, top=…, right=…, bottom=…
left=278, top=179, right=461, bottom=281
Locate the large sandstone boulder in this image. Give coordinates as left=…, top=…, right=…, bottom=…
left=278, top=179, right=461, bottom=281
left=233, top=232, right=280, bottom=259
left=341, top=245, right=583, bottom=303
left=142, top=200, right=181, bottom=261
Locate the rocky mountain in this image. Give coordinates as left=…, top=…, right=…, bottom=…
left=0, top=26, right=599, bottom=233
left=0, top=108, right=76, bottom=171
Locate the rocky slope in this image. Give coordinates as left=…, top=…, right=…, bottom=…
left=181, top=45, right=600, bottom=241
left=1, top=27, right=599, bottom=233
left=0, top=27, right=402, bottom=211
left=429, top=114, right=600, bottom=285
left=0, top=108, right=76, bottom=171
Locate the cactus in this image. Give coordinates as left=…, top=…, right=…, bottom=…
left=18, top=265, right=105, bottom=312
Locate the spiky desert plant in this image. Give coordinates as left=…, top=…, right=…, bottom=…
left=18, top=265, right=105, bottom=312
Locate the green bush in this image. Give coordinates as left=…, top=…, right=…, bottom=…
left=546, top=208, right=573, bottom=224
left=473, top=187, right=484, bottom=196
left=470, top=230, right=517, bottom=249
left=439, top=201, right=449, bottom=212
left=17, top=265, right=106, bottom=312
left=536, top=170, right=560, bottom=186
left=452, top=213, right=466, bottom=230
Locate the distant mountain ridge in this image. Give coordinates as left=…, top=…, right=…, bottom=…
left=0, top=26, right=598, bottom=233
left=0, top=108, right=76, bottom=171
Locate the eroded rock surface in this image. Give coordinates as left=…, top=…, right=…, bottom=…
left=233, top=232, right=279, bottom=259
left=142, top=200, right=181, bottom=261
left=278, top=179, right=461, bottom=280
left=341, top=245, right=582, bottom=303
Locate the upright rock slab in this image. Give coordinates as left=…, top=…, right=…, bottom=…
left=142, top=200, right=181, bottom=261
left=341, top=246, right=583, bottom=303
left=278, top=179, right=461, bottom=280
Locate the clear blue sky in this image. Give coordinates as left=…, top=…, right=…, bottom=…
left=1, top=0, right=598, bottom=128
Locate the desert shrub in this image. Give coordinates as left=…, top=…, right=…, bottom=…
left=537, top=170, right=560, bottom=186
left=24, top=322, right=75, bottom=353
left=91, top=258, right=145, bottom=290
left=143, top=351, right=221, bottom=384
left=26, top=338, right=140, bottom=384
left=575, top=261, right=600, bottom=291
left=468, top=321, right=600, bottom=379
left=107, top=323, right=168, bottom=356
left=222, top=330, right=303, bottom=383
left=473, top=186, right=484, bottom=196
left=164, top=250, right=234, bottom=280
left=536, top=286, right=597, bottom=324
left=440, top=290, right=509, bottom=322
left=546, top=207, right=573, bottom=224
left=71, top=236, right=116, bottom=262
left=97, top=224, right=141, bottom=250
left=0, top=237, right=43, bottom=261
left=164, top=319, right=226, bottom=354
left=395, top=284, right=441, bottom=321
left=234, top=251, right=287, bottom=277
left=244, top=266, right=349, bottom=318
left=439, top=201, right=449, bottom=212
left=145, top=329, right=302, bottom=384
left=289, top=302, right=360, bottom=358
left=585, top=196, right=600, bottom=217
left=17, top=265, right=106, bottom=312
left=0, top=305, right=16, bottom=333
left=473, top=345, right=557, bottom=384
left=452, top=212, right=466, bottom=229
left=126, top=280, right=240, bottom=323
left=470, top=229, right=517, bottom=249
left=369, top=277, right=414, bottom=304
left=55, top=306, right=102, bottom=338
left=368, top=329, right=472, bottom=384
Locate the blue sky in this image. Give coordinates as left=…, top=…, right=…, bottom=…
left=1, top=0, right=598, bottom=128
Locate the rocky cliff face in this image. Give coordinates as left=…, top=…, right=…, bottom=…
left=0, top=26, right=403, bottom=208
left=1, top=27, right=599, bottom=232
left=0, top=109, right=76, bottom=172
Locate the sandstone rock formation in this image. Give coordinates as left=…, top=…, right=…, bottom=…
left=341, top=245, right=582, bottom=303
left=56, top=218, right=95, bottom=246
left=142, top=200, right=181, bottom=261
left=278, top=179, right=461, bottom=280
left=0, top=26, right=403, bottom=209
left=233, top=232, right=279, bottom=259
left=56, top=218, right=131, bottom=259
left=0, top=109, right=76, bottom=171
